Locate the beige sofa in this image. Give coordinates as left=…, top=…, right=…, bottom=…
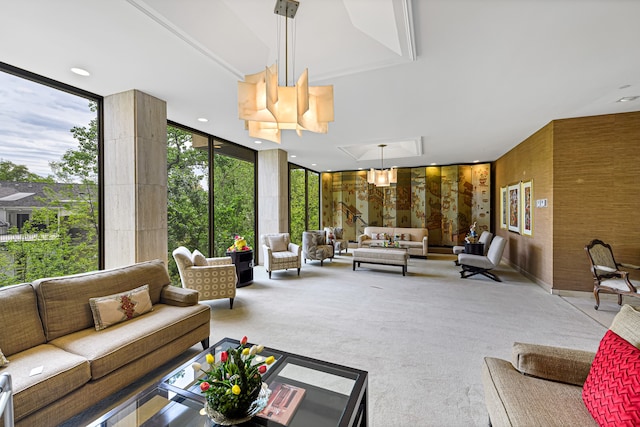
left=482, top=304, right=640, bottom=426
left=0, top=260, right=210, bottom=426
left=357, top=226, right=428, bottom=257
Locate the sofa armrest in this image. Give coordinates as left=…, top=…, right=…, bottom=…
left=357, top=234, right=369, bottom=246
left=161, top=285, right=199, bottom=307
left=422, top=236, right=428, bottom=255
left=511, top=342, right=595, bottom=386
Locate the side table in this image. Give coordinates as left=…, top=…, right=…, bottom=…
left=225, top=249, right=253, bottom=287
left=464, top=242, right=484, bottom=256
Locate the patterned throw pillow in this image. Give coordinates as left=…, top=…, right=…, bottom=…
left=89, top=285, right=153, bottom=331
left=400, top=233, right=411, bottom=241
left=582, top=329, right=640, bottom=426
left=0, top=348, right=8, bottom=367
left=192, top=249, right=208, bottom=266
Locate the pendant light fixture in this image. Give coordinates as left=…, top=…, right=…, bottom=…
left=367, top=144, right=397, bottom=187
left=238, top=0, right=334, bottom=144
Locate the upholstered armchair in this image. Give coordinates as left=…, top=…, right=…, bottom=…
left=172, top=246, right=237, bottom=308
left=260, top=233, right=302, bottom=279
left=302, top=230, right=335, bottom=266
left=324, top=226, right=348, bottom=255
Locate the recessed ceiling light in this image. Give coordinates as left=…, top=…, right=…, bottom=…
left=197, top=118, right=208, bottom=122
left=473, top=160, right=480, bottom=163
left=213, top=145, right=222, bottom=149
left=327, top=169, right=332, bottom=172
left=358, top=167, right=363, bottom=170
left=617, top=96, right=639, bottom=102
left=70, top=67, right=90, bottom=76
left=311, top=163, right=317, bottom=166
left=254, top=140, right=262, bottom=144
left=290, top=155, right=296, bottom=158
left=430, top=162, right=437, bottom=166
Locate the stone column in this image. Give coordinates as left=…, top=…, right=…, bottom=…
left=103, top=90, right=168, bottom=268
left=257, top=149, right=289, bottom=264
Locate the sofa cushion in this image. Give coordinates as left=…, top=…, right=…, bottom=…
left=7, top=344, right=91, bottom=420
left=192, top=249, right=208, bottom=266
left=269, top=234, right=288, bottom=252
left=610, top=305, right=640, bottom=348
left=582, top=329, right=640, bottom=425
left=89, top=284, right=154, bottom=331
left=0, top=348, right=7, bottom=366
left=33, top=260, right=171, bottom=341
left=0, top=283, right=46, bottom=356
left=483, top=357, right=596, bottom=426
left=50, top=303, right=210, bottom=380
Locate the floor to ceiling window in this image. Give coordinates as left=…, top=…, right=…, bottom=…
left=166, top=124, right=210, bottom=283
left=213, top=139, right=256, bottom=257
left=289, top=165, right=320, bottom=244
left=0, top=64, right=101, bottom=286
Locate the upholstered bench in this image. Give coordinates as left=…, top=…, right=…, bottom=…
left=352, top=248, right=409, bottom=276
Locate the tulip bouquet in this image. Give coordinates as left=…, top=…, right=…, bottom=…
left=194, top=336, right=275, bottom=421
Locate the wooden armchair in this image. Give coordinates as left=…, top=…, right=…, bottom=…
left=585, top=239, right=640, bottom=310
left=172, top=246, right=237, bottom=308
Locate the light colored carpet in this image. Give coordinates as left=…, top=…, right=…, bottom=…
left=63, top=253, right=611, bottom=426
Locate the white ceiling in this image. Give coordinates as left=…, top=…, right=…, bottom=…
left=2, top=0, right=640, bottom=172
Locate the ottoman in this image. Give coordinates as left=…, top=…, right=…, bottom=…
left=352, top=248, right=409, bottom=276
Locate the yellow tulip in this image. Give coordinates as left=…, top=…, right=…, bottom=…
left=205, top=354, right=214, bottom=364
left=242, top=348, right=250, bottom=356
left=232, top=384, right=241, bottom=395
left=265, top=356, right=275, bottom=365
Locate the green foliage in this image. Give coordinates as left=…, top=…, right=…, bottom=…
left=213, top=155, right=255, bottom=257
left=166, top=126, right=209, bottom=284
left=289, top=168, right=320, bottom=245
left=0, top=159, right=52, bottom=182
left=0, top=102, right=98, bottom=287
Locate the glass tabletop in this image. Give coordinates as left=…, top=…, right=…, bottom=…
left=87, top=386, right=208, bottom=427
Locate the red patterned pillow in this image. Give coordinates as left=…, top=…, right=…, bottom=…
left=582, top=330, right=640, bottom=425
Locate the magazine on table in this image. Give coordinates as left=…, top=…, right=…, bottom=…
left=257, top=382, right=306, bottom=426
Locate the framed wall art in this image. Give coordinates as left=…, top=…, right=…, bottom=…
left=508, top=183, right=520, bottom=233
left=500, top=186, right=507, bottom=229
left=521, top=179, right=533, bottom=236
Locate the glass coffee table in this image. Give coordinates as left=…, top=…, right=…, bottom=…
left=87, top=338, right=368, bottom=427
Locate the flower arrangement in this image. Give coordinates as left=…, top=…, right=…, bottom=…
left=465, top=222, right=478, bottom=244
left=227, top=235, right=252, bottom=252
left=193, top=336, right=275, bottom=421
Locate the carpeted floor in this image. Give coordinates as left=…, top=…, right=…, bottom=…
left=64, top=253, right=612, bottom=426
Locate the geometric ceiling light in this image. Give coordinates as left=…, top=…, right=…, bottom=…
left=367, top=144, right=397, bottom=187
left=238, top=0, right=334, bottom=144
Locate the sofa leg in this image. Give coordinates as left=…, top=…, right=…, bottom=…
left=229, top=298, right=234, bottom=309
left=201, top=338, right=210, bottom=350
left=297, top=268, right=300, bottom=276
left=320, top=260, right=323, bottom=267
left=269, top=271, right=272, bottom=279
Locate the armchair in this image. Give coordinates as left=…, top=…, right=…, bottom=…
left=172, top=246, right=237, bottom=308
left=585, top=239, right=640, bottom=310
left=458, top=235, right=506, bottom=282
left=453, top=231, right=493, bottom=265
left=302, top=230, right=334, bottom=266
left=260, top=233, right=302, bottom=279
left=324, top=227, right=348, bottom=255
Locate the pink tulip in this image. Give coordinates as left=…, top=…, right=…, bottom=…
left=259, top=365, right=267, bottom=374
left=240, top=336, right=248, bottom=345
left=200, top=382, right=210, bottom=392
left=220, top=351, right=228, bottom=362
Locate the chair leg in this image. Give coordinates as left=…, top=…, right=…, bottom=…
left=594, top=288, right=600, bottom=310
left=618, top=294, right=623, bottom=306
left=268, top=271, right=272, bottom=279
left=229, top=298, right=234, bottom=309
left=201, top=338, right=210, bottom=350
left=297, top=267, right=300, bottom=276
left=320, top=260, right=323, bottom=266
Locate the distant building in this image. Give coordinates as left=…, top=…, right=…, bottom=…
left=0, top=181, right=87, bottom=234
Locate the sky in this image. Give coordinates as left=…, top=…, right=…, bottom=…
left=0, top=70, right=96, bottom=177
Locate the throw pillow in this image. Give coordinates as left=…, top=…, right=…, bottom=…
left=192, top=249, right=208, bottom=266
left=0, top=348, right=8, bottom=367
left=89, top=284, right=153, bottom=331
left=334, top=227, right=343, bottom=239
left=582, top=329, right=640, bottom=426
left=400, top=233, right=411, bottom=241
left=268, top=235, right=288, bottom=252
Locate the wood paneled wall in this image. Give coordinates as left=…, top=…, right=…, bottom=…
left=494, top=111, right=640, bottom=292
